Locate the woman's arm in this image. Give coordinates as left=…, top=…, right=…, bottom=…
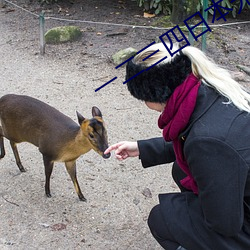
left=104, top=141, right=139, bottom=160
left=138, top=137, right=175, bottom=168
left=104, top=137, right=175, bottom=168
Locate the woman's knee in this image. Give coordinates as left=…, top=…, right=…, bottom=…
left=148, top=205, right=179, bottom=249
left=148, top=204, right=161, bottom=233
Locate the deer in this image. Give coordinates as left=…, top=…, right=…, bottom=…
left=0, top=94, right=110, bottom=201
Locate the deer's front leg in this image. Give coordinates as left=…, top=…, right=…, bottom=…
left=65, top=160, right=86, bottom=202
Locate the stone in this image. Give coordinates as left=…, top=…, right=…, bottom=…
left=142, top=187, right=152, bottom=198
left=112, top=47, right=137, bottom=66
left=45, top=26, right=82, bottom=44
left=231, top=71, right=247, bottom=82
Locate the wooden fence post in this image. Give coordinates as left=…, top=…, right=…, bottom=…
left=39, top=11, right=45, bottom=55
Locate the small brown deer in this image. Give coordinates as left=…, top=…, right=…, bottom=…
left=0, top=94, right=110, bottom=201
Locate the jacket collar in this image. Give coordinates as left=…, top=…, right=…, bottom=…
left=179, top=83, right=220, bottom=140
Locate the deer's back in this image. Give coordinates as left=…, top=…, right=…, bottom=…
left=0, top=94, right=79, bottom=147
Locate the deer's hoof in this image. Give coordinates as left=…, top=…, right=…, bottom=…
left=46, top=193, right=52, bottom=198
left=79, top=196, right=87, bottom=202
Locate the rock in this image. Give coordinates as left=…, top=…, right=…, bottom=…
left=45, top=26, right=82, bottom=44
left=133, top=197, right=140, bottom=205
left=231, top=71, right=247, bottom=82
left=112, top=47, right=137, bottom=66
left=0, top=0, right=5, bottom=8
left=39, top=223, right=50, bottom=228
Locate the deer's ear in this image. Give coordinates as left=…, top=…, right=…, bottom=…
left=92, top=106, right=102, bottom=118
left=76, top=111, right=85, bottom=125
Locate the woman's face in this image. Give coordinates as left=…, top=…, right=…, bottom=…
left=145, top=102, right=166, bottom=112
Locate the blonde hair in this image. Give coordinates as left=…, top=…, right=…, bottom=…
left=134, top=43, right=250, bottom=113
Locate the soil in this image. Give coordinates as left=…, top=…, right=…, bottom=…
left=0, top=0, right=249, bottom=249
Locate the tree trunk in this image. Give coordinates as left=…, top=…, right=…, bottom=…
left=171, top=0, right=199, bottom=24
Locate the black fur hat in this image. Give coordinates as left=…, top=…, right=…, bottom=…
left=125, top=53, right=192, bottom=103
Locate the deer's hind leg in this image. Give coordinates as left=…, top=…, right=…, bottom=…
left=10, top=141, right=26, bottom=172
left=43, top=155, right=54, bottom=198
left=0, top=126, right=5, bottom=159
left=65, top=161, right=86, bottom=202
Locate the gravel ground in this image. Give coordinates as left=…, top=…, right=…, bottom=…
left=0, top=1, right=249, bottom=249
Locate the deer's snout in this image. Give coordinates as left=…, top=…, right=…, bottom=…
left=102, top=152, right=111, bottom=159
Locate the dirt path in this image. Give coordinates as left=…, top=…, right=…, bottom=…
left=0, top=2, right=174, bottom=250
left=0, top=1, right=250, bottom=249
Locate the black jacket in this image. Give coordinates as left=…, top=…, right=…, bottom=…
left=138, top=84, right=250, bottom=249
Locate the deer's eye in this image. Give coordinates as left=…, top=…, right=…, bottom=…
left=89, top=133, right=94, bottom=139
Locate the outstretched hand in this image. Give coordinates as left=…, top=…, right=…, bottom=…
left=104, top=141, right=139, bottom=160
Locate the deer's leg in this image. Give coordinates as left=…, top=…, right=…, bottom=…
left=10, top=141, right=25, bottom=172
left=0, top=127, right=5, bottom=159
left=43, top=155, right=54, bottom=198
left=65, top=161, right=86, bottom=202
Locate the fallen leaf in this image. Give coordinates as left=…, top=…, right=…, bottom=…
left=51, top=223, right=67, bottom=231
left=143, top=12, right=155, bottom=18
left=142, top=187, right=152, bottom=198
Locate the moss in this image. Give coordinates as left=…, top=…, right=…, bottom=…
left=112, top=48, right=138, bottom=66
left=45, top=26, right=82, bottom=44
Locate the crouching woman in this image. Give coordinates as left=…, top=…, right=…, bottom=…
left=105, top=43, right=250, bottom=249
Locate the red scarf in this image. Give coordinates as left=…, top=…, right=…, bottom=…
left=158, top=73, right=200, bottom=194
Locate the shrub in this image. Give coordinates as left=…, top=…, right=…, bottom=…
left=136, top=0, right=250, bottom=17
left=38, top=0, right=58, bottom=4
left=136, top=0, right=172, bottom=15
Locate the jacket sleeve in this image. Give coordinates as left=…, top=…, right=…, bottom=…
left=185, top=136, right=249, bottom=237
left=137, top=137, right=175, bottom=168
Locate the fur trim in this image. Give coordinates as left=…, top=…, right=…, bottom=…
left=125, top=54, right=192, bottom=103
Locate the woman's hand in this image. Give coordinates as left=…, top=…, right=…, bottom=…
left=104, top=141, right=139, bottom=160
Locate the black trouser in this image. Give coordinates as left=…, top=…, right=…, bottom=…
left=148, top=162, right=188, bottom=250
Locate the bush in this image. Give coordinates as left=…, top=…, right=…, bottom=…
left=136, top=0, right=172, bottom=15
left=38, top=0, right=58, bottom=4
left=136, top=0, right=250, bottom=17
